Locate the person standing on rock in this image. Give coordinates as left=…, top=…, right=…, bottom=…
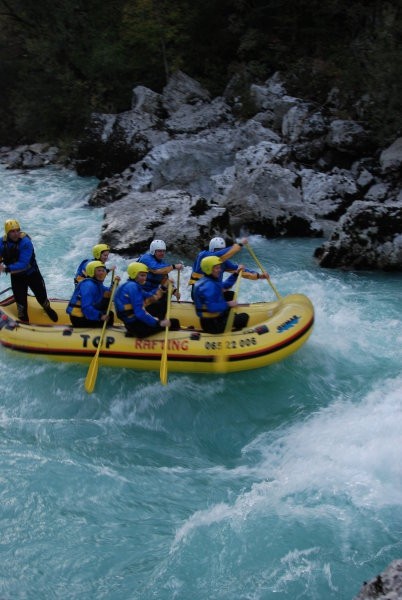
left=0, top=218, right=58, bottom=323
left=188, top=236, right=267, bottom=300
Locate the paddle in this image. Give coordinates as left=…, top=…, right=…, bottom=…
left=245, top=243, right=281, bottom=300
left=214, top=269, right=243, bottom=373
left=176, top=269, right=180, bottom=301
left=84, top=278, right=119, bottom=394
left=160, top=281, right=173, bottom=385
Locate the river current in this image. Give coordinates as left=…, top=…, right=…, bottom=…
left=0, top=165, right=401, bottom=599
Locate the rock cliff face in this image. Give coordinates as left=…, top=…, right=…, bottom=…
left=1, top=70, right=401, bottom=269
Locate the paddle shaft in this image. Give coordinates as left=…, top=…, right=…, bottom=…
left=224, top=270, right=242, bottom=333
left=160, top=281, right=172, bottom=385
left=84, top=279, right=118, bottom=394
left=214, top=270, right=243, bottom=373
left=245, top=243, right=281, bottom=300
left=176, top=270, right=180, bottom=301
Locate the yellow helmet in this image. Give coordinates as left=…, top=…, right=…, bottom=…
left=92, top=243, right=110, bottom=259
left=201, top=255, right=221, bottom=275
left=5, top=219, right=20, bottom=234
left=127, top=262, right=148, bottom=280
left=85, top=260, right=106, bottom=278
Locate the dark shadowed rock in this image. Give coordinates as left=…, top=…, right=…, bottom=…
left=162, top=70, right=211, bottom=114
left=0, top=143, right=60, bottom=169
left=131, top=85, right=165, bottom=116
left=379, top=137, right=402, bottom=174
left=73, top=109, right=168, bottom=179
left=315, top=202, right=402, bottom=270
left=326, top=119, right=372, bottom=155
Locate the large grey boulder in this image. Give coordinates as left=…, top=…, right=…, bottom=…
left=0, top=143, right=60, bottom=169
left=89, top=121, right=280, bottom=205
left=326, top=119, right=371, bottom=155
left=100, top=189, right=232, bottom=257
left=3, top=69, right=402, bottom=271
left=282, top=103, right=327, bottom=143
left=250, top=72, right=301, bottom=131
left=161, top=70, right=211, bottom=114
left=73, top=108, right=168, bottom=178
left=165, top=97, right=234, bottom=134
left=315, top=201, right=402, bottom=270
left=379, top=137, right=402, bottom=173
left=353, top=559, right=402, bottom=599
left=74, top=72, right=214, bottom=179
left=300, top=168, right=359, bottom=221
left=131, top=85, right=164, bottom=115
left=223, top=143, right=318, bottom=237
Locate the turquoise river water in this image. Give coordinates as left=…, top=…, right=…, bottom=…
left=0, top=165, right=401, bottom=599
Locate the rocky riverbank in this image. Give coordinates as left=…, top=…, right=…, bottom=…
left=1, top=70, right=401, bottom=270
left=353, top=559, right=402, bottom=599
left=1, top=74, right=402, bottom=598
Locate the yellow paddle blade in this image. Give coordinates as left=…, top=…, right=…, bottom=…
left=84, top=278, right=119, bottom=394
left=160, top=330, right=169, bottom=385
left=84, top=352, right=100, bottom=393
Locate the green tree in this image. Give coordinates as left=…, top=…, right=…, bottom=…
left=1, top=0, right=402, bottom=145
left=0, top=0, right=129, bottom=141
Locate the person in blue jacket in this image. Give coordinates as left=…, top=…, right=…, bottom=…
left=114, top=262, right=179, bottom=338
left=74, top=243, right=115, bottom=285
left=66, top=260, right=115, bottom=327
left=0, top=218, right=58, bottom=323
left=138, top=239, right=184, bottom=319
left=193, top=256, right=249, bottom=334
left=138, top=239, right=183, bottom=293
left=188, top=236, right=267, bottom=300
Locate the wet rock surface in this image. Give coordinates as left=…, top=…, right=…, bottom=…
left=1, top=71, right=401, bottom=268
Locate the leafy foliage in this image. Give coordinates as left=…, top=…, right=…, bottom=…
left=0, top=0, right=401, bottom=145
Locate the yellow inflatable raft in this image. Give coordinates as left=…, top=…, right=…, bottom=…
left=0, top=292, right=314, bottom=374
